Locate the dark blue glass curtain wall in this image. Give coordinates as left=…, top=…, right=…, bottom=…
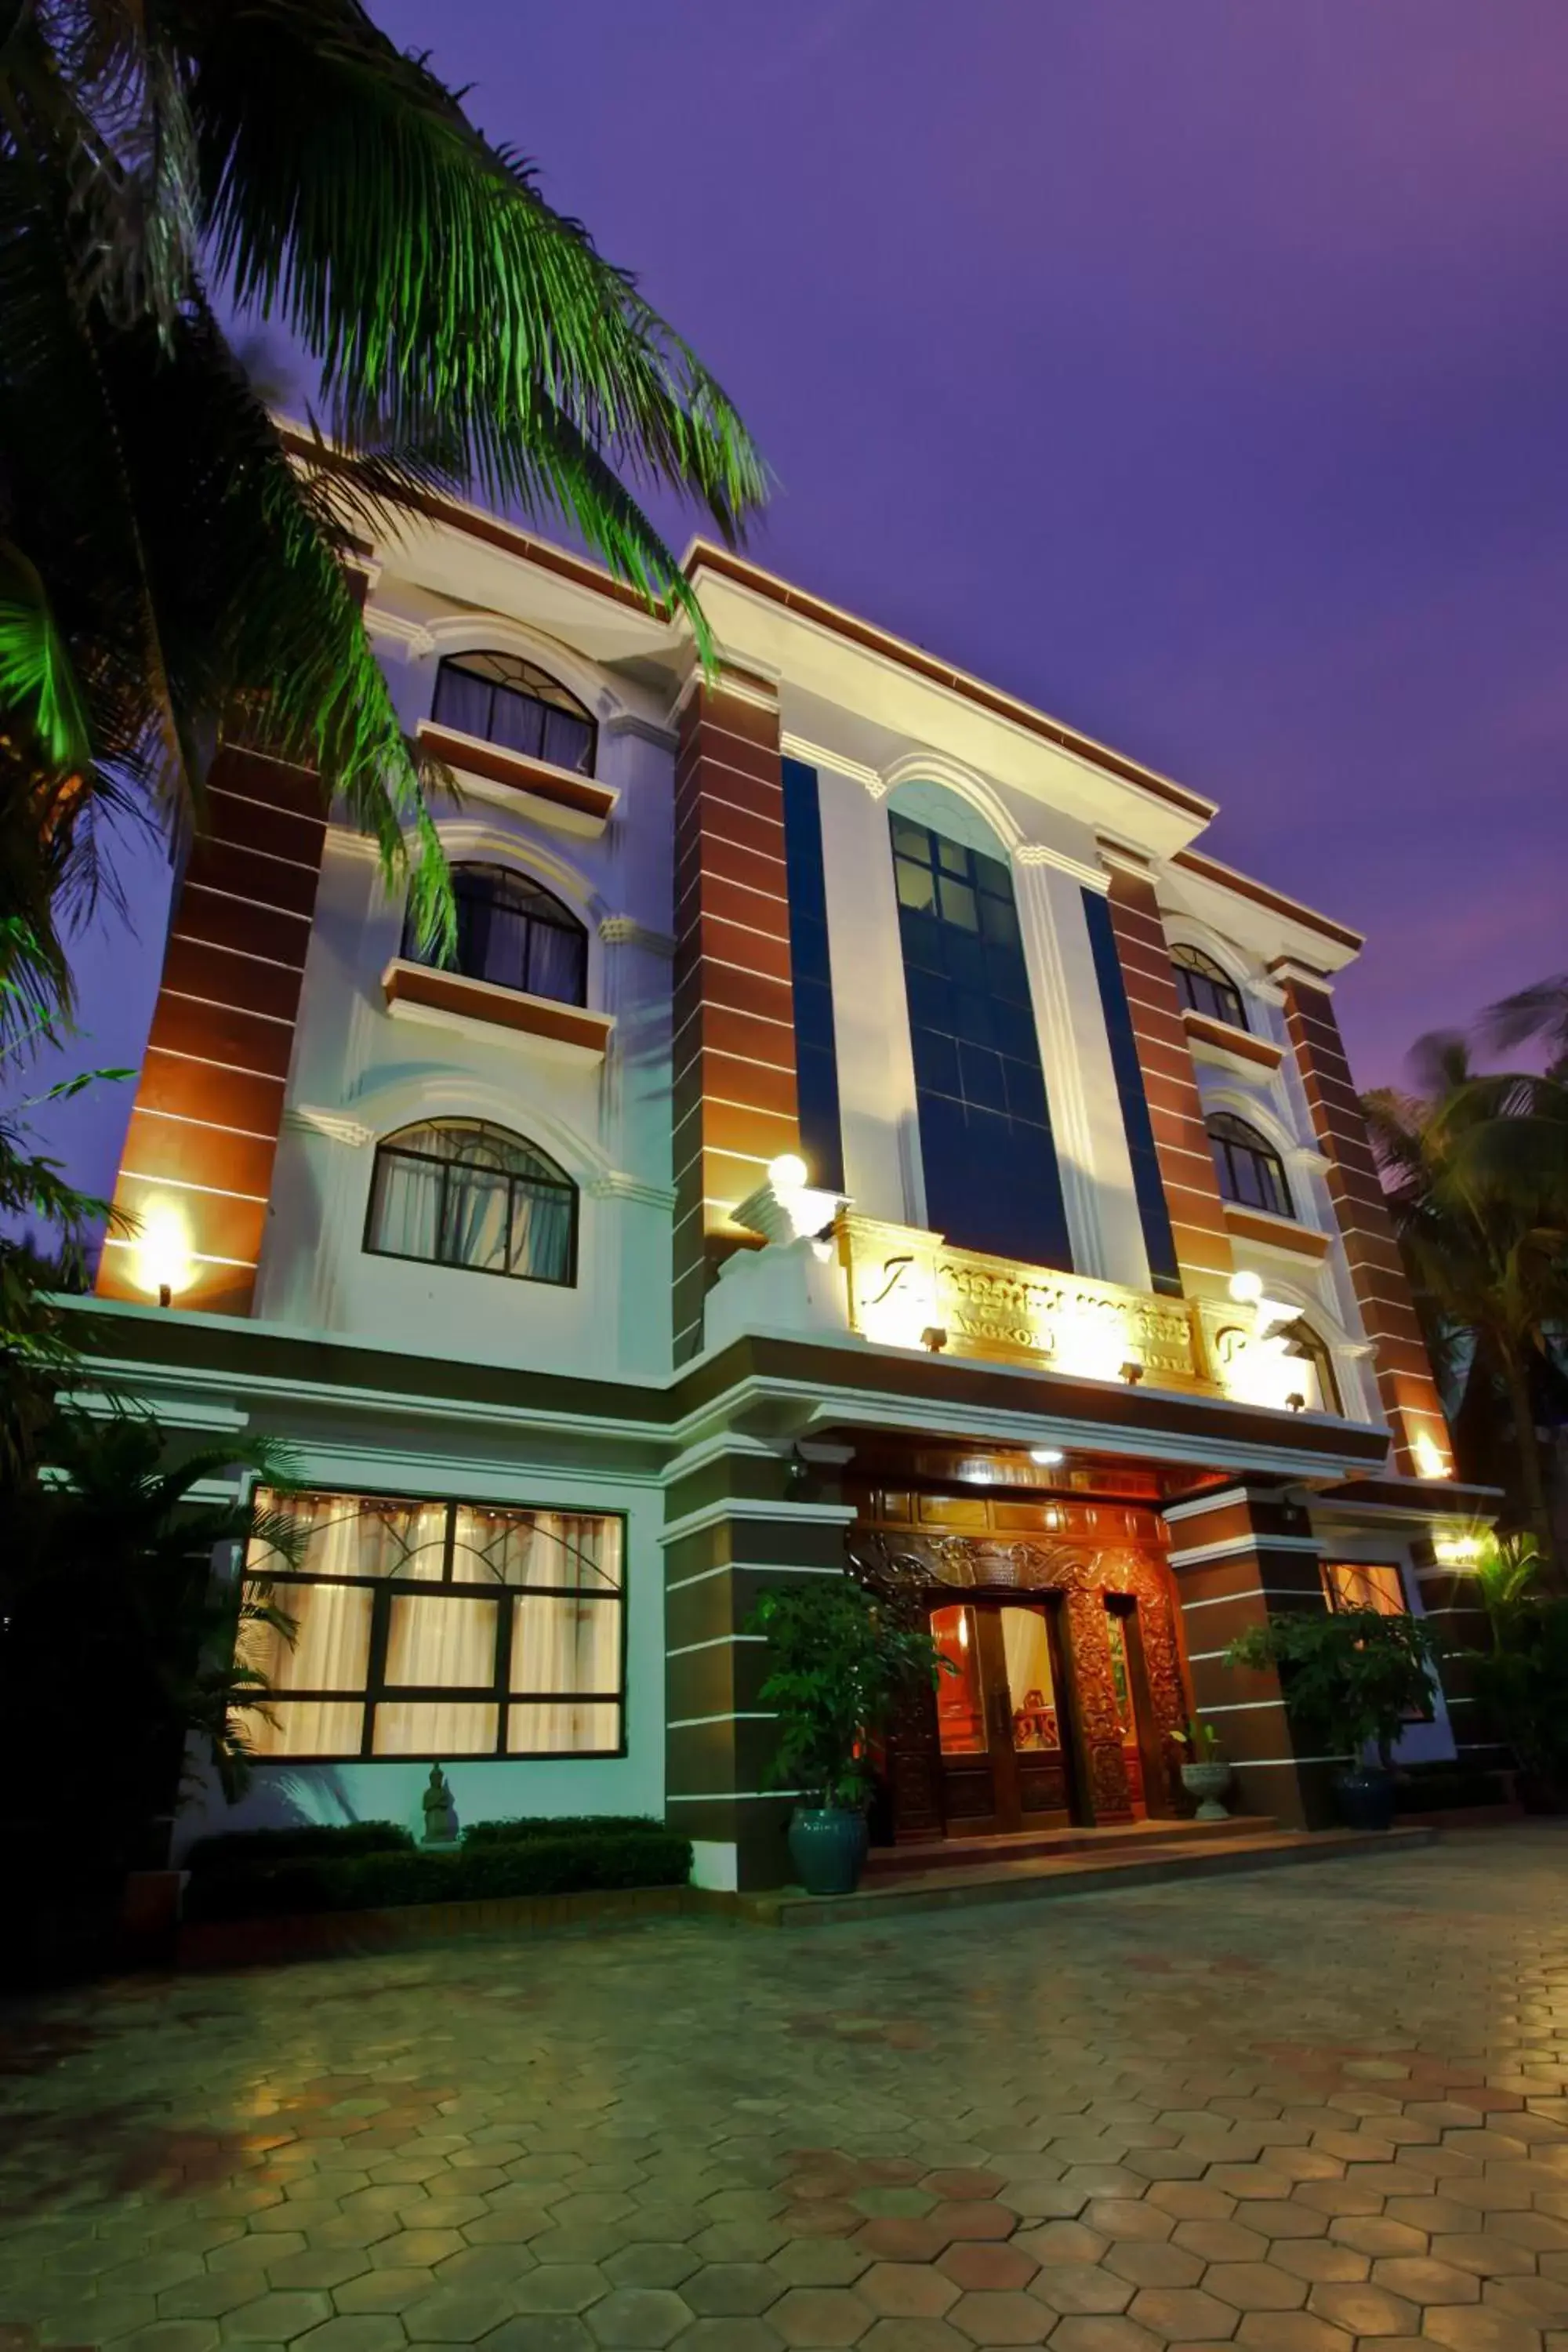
left=891, top=814, right=1070, bottom=1269
left=781, top=760, right=844, bottom=1192
left=1081, top=887, right=1183, bottom=1297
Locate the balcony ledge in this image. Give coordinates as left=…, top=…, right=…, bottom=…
left=1221, top=1201, right=1330, bottom=1261
left=1182, top=1007, right=1284, bottom=1079
left=416, top=719, right=619, bottom=837
left=381, top=960, right=613, bottom=1066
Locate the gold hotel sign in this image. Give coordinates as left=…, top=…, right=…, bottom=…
left=837, top=1214, right=1218, bottom=1395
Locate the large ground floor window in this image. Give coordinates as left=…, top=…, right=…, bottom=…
left=240, top=1490, right=625, bottom=1759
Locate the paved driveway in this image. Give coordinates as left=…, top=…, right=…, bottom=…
left=4, top=1827, right=1568, bottom=2352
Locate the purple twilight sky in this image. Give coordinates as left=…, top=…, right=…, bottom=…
left=25, top=0, right=1568, bottom=1203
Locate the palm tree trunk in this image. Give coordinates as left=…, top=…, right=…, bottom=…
left=1497, top=1338, right=1561, bottom=1579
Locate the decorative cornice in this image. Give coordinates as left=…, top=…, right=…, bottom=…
left=779, top=732, right=885, bottom=797
left=586, top=1171, right=679, bottom=1211
left=1096, top=835, right=1155, bottom=878
left=671, top=659, right=781, bottom=725
left=285, top=1105, right=376, bottom=1148
left=598, top=916, right=677, bottom=957
left=1014, top=842, right=1109, bottom=892
left=601, top=711, right=679, bottom=753
left=365, top=608, right=435, bottom=656
left=1268, top=955, right=1335, bottom=993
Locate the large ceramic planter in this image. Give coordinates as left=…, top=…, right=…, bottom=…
left=1181, top=1760, right=1233, bottom=1821
left=1333, top=1766, right=1396, bottom=1832
left=788, top=1806, right=867, bottom=1896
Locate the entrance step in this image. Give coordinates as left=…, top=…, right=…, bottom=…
left=739, top=1822, right=1438, bottom=1929
left=862, top=1814, right=1271, bottom=1882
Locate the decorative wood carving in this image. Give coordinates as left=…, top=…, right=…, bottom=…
left=849, top=1529, right=1188, bottom=1830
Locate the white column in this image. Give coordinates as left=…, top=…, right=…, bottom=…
left=1013, top=854, right=1150, bottom=1291
left=817, top=771, right=925, bottom=1225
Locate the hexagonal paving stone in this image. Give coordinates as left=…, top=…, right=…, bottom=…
left=220, top=2291, right=336, bottom=2343
left=295, top=2321, right=408, bottom=2352
left=1305, top=2282, right=1424, bottom=2336
left=601, top=2245, right=699, bottom=2292
left=508, top=2269, right=608, bottom=2317
left=947, top=2286, right=1053, bottom=2343
left=1125, top=2286, right=1243, bottom=2339
left=401, top=2286, right=520, bottom=2340
left=768, top=2286, right=875, bottom=2346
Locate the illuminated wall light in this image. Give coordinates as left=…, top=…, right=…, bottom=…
left=130, top=1196, right=195, bottom=1308
left=1029, top=1446, right=1065, bottom=1466
left=763, top=1150, right=842, bottom=1243
left=1433, top=1531, right=1483, bottom=1566
left=1229, top=1269, right=1264, bottom=1306
left=1411, top=1430, right=1452, bottom=1482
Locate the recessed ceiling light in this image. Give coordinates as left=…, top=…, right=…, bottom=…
left=1029, top=1447, right=1064, bottom=1466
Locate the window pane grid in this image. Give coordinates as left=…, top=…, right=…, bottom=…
left=432, top=654, right=596, bottom=777
left=242, top=1492, right=626, bottom=1759
left=366, top=1122, right=577, bottom=1287
left=893, top=815, right=1072, bottom=1269
left=1207, top=1113, right=1294, bottom=1220
left=403, top=865, right=588, bottom=1007
left=1172, top=943, right=1247, bottom=1031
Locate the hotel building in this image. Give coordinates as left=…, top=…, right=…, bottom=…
left=85, top=490, right=1495, bottom=1888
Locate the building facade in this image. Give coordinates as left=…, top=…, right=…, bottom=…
left=85, top=490, right=1496, bottom=1889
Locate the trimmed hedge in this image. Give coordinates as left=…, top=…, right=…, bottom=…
left=186, top=1828, right=692, bottom=1922
left=463, top=1814, right=665, bottom=1846
left=185, top=1821, right=413, bottom=1873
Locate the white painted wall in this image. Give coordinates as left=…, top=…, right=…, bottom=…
left=253, top=585, right=677, bottom=1381
left=817, top=768, right=924, bottom=1224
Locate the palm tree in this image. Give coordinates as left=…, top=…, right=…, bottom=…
left=1364, top=1035, right=1568, bottom=1571
left=1, top=2, right=768, bottom=1008
left=2, top=1402, right=300, bottom=1973
left=1485, top=976, right=1568, bottom=1081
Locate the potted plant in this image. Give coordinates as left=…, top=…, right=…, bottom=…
left=1224, top=1604, right=1443, bottom=1831
left=749, top=1577, right=952, bottom=1895
left=1174, top=1719, right=1232, bottom=1819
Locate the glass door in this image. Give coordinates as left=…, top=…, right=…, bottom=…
left=930, top=1599, right=1079, bottom=1835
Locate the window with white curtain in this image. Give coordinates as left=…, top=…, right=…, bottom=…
left=365, top=1120, right=576, bottom=1285
left=238, top=1490, right=625, bottom=1759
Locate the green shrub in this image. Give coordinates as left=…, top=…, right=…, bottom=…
left=185, top=1828, right=691, bottom=1922
left=463, top=1814, right=666, bottom=1846
left=185, top=1820, right=413, bottom=1874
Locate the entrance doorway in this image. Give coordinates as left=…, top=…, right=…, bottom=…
left=930, top=1598, right=1079, bottom=1834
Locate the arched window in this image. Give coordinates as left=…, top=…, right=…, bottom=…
left=366, top=1120, right=576, bottom=1286
left=430, top=651, right=597, bottom=776
left=403, top=866, right=587, bottom=1007
left=1172, top=942, right=1247, bottom=1031
left=1283, top=1319, right=1342, bottom=1416
left=1207, top=1112, right=1294, bottom=1219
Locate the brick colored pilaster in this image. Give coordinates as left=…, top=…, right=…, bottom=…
left=98, top=749, right=327, bottom=1316
left=1163, top=1483, right=1336, bottom=1828
left=1408, top=1539, right=1508, bottom=1768
left=1098, top=845, right=1233, bottom=1299
left=663, top=1449, right=855, bottom=1891
left=671, top=666, right=801, bottom=1363
left=1272, top=960, right=1453, bottom=1479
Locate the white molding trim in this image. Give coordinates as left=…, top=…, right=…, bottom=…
left=1014, top=842, right=1109, bottom=893
left=668, top=1711, right=777, bottom=1730
left=285, top=1105, right=378, bottom=1149
left=1167, top=1531, right=1323, bottom=1569
left=598, top=916, right=677, bottom=957
left=1269, top=956, right=1334, bottom=993
left=1180, top=1584, right=1323, bottom=1610
left=586, top=1172, right=678, bottom=1211
left=666, top=1560, right=846, bottom=1593
left=659, top=1497, right=858, bottom=1548
left=1162, top=1483, right=1290, bottom=1524
left=666, top=1634, right=768, bottom=1658
left=779, top=731, right=884, bottom=797
left=365, top=608, right=435, bottom=656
